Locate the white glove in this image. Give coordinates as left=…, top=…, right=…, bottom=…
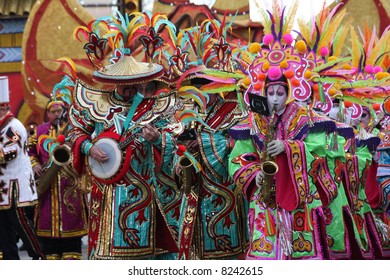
left=267, top=140, right=285, bottom=157
left=255, top=170, right=264, bottom=189
left=372, top=152, right=379, bottom=163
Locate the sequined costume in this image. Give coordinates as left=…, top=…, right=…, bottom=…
left=177, top=92, right=249, bottom=259
left=69, top=82, right=178, bottom=259
left=0, top=111, right=45, bottom=259
left=28, top=121, right=88, bottom=260
left=229, top=103, right=330, bottom=259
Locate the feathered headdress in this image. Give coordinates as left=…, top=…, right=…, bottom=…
left=294, top=3, right=352, bottom=115
left=175, top=16, right=245, bottom=110
left=337, top=25, right=390, bottom=123
left=73, top=11, right=179, bottom=86
left=238, top=1, right=309, bottom=105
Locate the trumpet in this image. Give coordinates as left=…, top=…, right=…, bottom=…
left=260, top=104, right=279, bottom=204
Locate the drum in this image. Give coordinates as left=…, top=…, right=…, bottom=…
left=88, top=137, right=122, bottom=180
left=87, top=131, right=131, bottom=184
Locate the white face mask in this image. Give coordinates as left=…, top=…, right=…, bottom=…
left=266, top=84, right=288, bottom=115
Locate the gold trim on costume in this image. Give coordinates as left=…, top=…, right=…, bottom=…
left=46, top=254, right=61, bottom=260
left=62, top=252, right=82, bottom=260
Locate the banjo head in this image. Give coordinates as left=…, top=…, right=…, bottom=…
left=88, top=138, right=122, bottom=180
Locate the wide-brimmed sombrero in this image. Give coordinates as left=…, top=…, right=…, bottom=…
left=93, top=55, right=164, bottom=86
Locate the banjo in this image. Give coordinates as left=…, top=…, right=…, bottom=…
left=87, top=108, right=179, bottom=184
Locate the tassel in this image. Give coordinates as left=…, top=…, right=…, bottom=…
left=278, top=209, right=293, bottom=256
left=350, top=137, right=357, bottom=155
left=374, top=216, right=390, bottom=244
left=332, top=130, right=339, bottom=151
left=318, top=81, right=326, bottom=104
left=325, top=133, right=331, bottom=150
left=329, top=131, right=334, bottom=151
left=264, top=208, right=276, bottom=236
left=237, top=89, right=247, bottom=113
left=338, top=100, right=345, bottom=123
left=307, top=106, right=314, bottom=127
left=303, top=205, right=313, bottom=231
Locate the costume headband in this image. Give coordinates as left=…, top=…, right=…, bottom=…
left=47, top=100, right=64, bottom=110
left=265, top=81, right=289, bottom=88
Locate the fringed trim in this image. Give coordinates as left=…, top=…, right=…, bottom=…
left=293, top=125, right=310, bottom=141
left=278, top=209, right=293, bottom=257
left=357, top=137, right=381, bottom=153
left=284, top=103, right=310, bottom=141
left=309, top=119, right=336, bottom=135
left=229, top=125, right=251, bottom=140
left=337, top=125, right=355, bottom=140
left=374, top=216, right=390, bottom=246
left=253, top=134, right=265, bottom=151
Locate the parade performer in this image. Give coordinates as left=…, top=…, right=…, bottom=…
left=335, top=27, right=390, bottom=259
left=0, top=76, right=45, bottom=260
left=69, top=11, right=179, bottom=259
left=228, top=3, right=330, bottom=259
left=28, top=77, right=89, bottom=260
left=173, top=18, right=249, bottom=259
left=294, top=4, right=367, bottom=259
left=376, top=100, right=390, bottom=259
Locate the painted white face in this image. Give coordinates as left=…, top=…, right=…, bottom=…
left=266, top=84, right=288, bottom=115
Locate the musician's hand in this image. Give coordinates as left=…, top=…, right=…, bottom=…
left=89, top=145, right=109, bottom=163
left=372, top=152, right=379, bottom=163
left=267, top=140, right=285, bottom=157
left=186, top=139, right=199, bottom=151
left=140, top=124, right=160, bottom=143
left=33, top=163, right=43, bottom=177
left=255, top=170, right=264, bottom=189
left=174, top=163, right=182, bottom=177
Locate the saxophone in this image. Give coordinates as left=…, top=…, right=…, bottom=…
left=178, top=155, right=196, bottom=195
left=259, top=104, right=279, bottom=204
left=36, top=120, right=71, bottom=196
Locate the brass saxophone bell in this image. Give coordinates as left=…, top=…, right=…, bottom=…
left=261, top=160, right=279, bottom=176
left=52, top=144, right=72, bottom=166
left=178, top=156, right=195, bottom=195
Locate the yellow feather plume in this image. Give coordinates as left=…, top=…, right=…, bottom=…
left=350, top=28, right=362, bottom=68
left=318, top=9, right=346, bottom=50
left=297, top=18, right=313, bottom=46
left=283, top=0, right=299, bottom=35
left=367, top=31, right=390, bottom=66
left=332, top=19, right=352, bottom=57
